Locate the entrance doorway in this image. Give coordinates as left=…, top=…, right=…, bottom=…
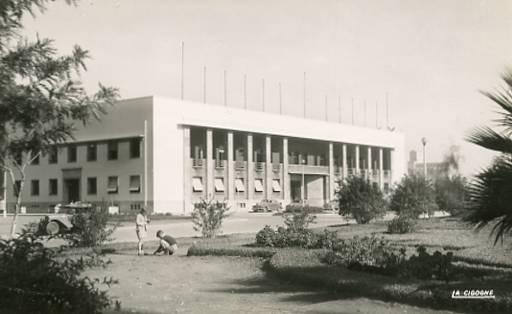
left=290, top=180, right=302, bottom=202
left=64, top=179, right=80, bottom=203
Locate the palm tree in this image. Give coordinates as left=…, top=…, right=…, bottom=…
left=466, top=70, right=512, bottom=244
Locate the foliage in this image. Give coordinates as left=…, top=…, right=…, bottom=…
left=404, top=246, right=454, bottom=282
left=284, top=203, right=325, bottom=213
left=389, top=174, right=438, bottom=218
left=0, top=231, right=117, bottom=314
left=0, top=0, right=119, bottom=236
left=465, top=70, right=512, bottom=244
left=336, top=176, right=387, bottom=224
left=187, top=243, right=276, bottom=258
left=387, top=216, right=416, bottom=234
left=192, top=198, right=229, bottom=238
left=283, top=208, right=316, bottom=232
left=63, top=207, right=118, bottom=247
left=255, top=225, right=275, bottom=247
left=435, top=175, right=467, bottom=215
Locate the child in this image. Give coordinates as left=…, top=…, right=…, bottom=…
left=135, top=208, right=150, bottom=256
left=153, top=230, right=178, bottom=255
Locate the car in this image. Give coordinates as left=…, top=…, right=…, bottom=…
left=45, top=202, right=93, bottom=235
left=251, top=199, right=282, bottom=213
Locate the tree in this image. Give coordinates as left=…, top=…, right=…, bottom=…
left=192, top=198, right=229, bottom=238
left=466, top=70, right=512, bottom=244
left=337, top=176, right=387, bottom=224
left=389, top=174, right=438, bottom=218
left=0, top=0, right=119, bottom=236
left=435, top=174, right=467, bottom=215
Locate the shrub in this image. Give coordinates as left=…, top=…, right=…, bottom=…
left=336, top=176, right=387, bottom=224
left=63, top=206, right=118, bottom=247
left=192, top=198, right=229, bottom=238
left=389, top=174, right=438, bottom=218
left=187, top=243, right=276, bottom=258
left=0, top=232, right=117, bottom=314
left=255, top=225, right=276, bottom=247
left=283, top=209, right=316, bottom=232
left=404, top=246, right=455, bottom=282
left=387, top=216, right=416, bottom=234
left=435, top=175, right=467, bottom=216
left=325, top=235, right=406, bottom=274
left=313, top=229, right=338, bottom=250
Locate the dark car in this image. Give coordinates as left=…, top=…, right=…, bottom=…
left=251, top=199, right=282, bottom=213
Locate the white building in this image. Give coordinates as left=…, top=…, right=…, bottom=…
left=4, top=96, right=406, bottom=215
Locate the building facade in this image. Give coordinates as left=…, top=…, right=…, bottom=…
left=5, top=96, right=406, bottom=215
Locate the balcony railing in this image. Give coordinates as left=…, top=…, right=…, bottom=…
left=215, top=160, right=225, bottom=169
left=255, top=162, right=265, bottom=172
left=235, top=161, right=246, bottom=170
left=192, top=159, right=204, bottom=168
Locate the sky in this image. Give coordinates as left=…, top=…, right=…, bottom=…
left=21, top=0, right=512, bottom=176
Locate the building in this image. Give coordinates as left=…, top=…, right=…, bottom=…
left=4, top=96, right=406, bottom=215
left=407, top=150, right=455, bottom=181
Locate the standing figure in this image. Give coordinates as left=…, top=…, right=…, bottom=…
left=135, top=208, right=149, bottom=255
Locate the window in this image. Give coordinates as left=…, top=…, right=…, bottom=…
left=49, top=179, right=58, bottom=196
left=87, top=144, right=97, bottom=161
left=31, top=180, right=39, bottom=196
left=67, top=145, right=77, bottom=162
left=107, top=176, right=118, bottom=194
left=13, top=180, right=21, bottom=197
left=107, top=142, right=118, bottom=160
left=254, top=179, right=264, bottom=192
left=192, top=177, right=203, bottom=192
left=235, top=178, right=245, bottom=192
left=32, top=154, right=40, bottom=165
left=129, top=175, right=141, bottom=193
left=130, top=138, right=141, bottom=159
left=272, top=179, right=281, bottom=192
left=87, top=177, right=97, bottom=195
left=214, top=178, right=225, bottom=192
left=48, top=147, right=58, bottom=164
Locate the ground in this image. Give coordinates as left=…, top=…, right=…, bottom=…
left=88, top=251, right=456, bottom=314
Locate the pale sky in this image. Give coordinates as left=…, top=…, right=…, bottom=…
left=21, top=0, right=512, bottom=176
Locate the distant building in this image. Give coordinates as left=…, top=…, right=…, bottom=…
left=4, top=97, right=406, bottom=215
left=408, top=150, right=454, bottom=181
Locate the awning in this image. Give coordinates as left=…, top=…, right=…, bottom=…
left=129, top=175, right=141, bottom=192
left=235, top=178, right=245, bottom=192
left=254, top=179, right=264, bottom=192
left=192, top=177, right=203, bottom=192
left=272, top=179, right=281, bottom=192
left=107, top=177, right=118, bottom=193
left=214, top=178, right=225, bottom=192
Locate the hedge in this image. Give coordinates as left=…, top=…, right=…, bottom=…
left=267, top=250, right=512, bottom=313
left=187, top=243, right=277, bottom=258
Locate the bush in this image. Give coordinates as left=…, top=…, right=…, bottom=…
left=404, top=246, right=454, bottom=282
left=435, top=175, right=467, bottom=215
left=255, top=225, right=276, bottom=247
left=336, top=176, right=387, bottom=224
left=387, top=216, right=416, bottom=234
left=192, top=198, right=229, bottom=238
left=0, top=232, right=117, bottom=314
left=187, top=243, right=276, bottom=258
left=284, top=203, right=325, bottom=213
left=314, top=229, right=338, bottom=250
left=325, top=235, right=406, bottom=274
left=63, top=206, right=118, bottom=247
left=283, top=209, right=316, bottom=232
left=389, top=174, right=438, bottom=218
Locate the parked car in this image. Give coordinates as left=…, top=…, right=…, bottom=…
left=251, top=199, right=282, bottom=213
left=45, top=202, right=93, bottom=235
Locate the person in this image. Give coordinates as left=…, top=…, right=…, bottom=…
left=153, top=230, right=178, bottom=256
left=135, top=208, right=150, bottom=256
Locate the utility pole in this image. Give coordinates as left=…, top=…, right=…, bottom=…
left=421, top=137, right=427, bottom=178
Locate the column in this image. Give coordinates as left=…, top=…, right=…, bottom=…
left=282, top=137, right=290, bottom=203
left=183, top=126, right=191, bottom=213
left=227, top=131, right=234, bottom=203
left=379, top=148, right=384, bottom=190
left=206, top=129, right=213, bottom=198
left=342, top=144, right=347, bottom=179
left=265, top=135, right=272, bottom=200
left=247, top=134, right=254, bottom=204
left=367, top=146, right=372, bottom=179
left=390, top=149, right=394, bottom=183
left=328, top=142, right=334, bottom=202
left=355, top=145, right=360, bottom=175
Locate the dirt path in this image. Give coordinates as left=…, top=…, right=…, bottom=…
left=86, top=247, right=458, bottom=314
